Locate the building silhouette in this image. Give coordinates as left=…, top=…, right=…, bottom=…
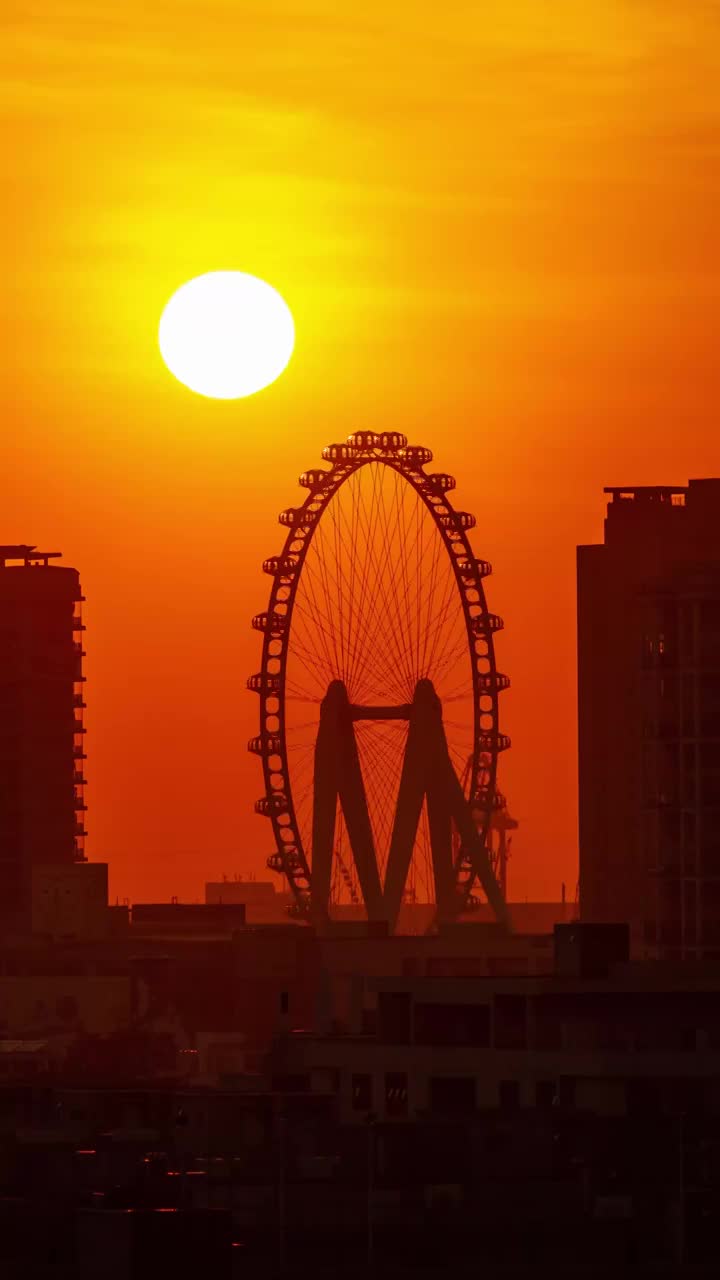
left=578, top=482, right=720, bottom=959
left=0, top=546, right=86, bottom=931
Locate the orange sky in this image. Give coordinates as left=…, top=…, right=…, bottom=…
left=4, top=2, right=720, bottom=904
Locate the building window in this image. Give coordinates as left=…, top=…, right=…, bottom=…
left=352, top=1073, right=373, bottom=1112
left=270, top=1073, right=310, bottom=1093
left=498, top=1079, right=520, bottom=1110
left=558, top=1076, right=576, bottom=1109
left=493, top=995, right=527, bottom=1048
left=361, top=1008, right=377, bottom=1035
left=56, top=995, right=79, bottom=1023
left=385, top=1072, right=408, bottom=1118
left=535, top=1080, right=557, bottom=1110
left=429, top=1076, right=476, bottom=1114
left=627, top=1079, right=660, bottom=1116
left=486, top=957, right=529, bottom=976
left=414, top=1001, right=489, bottom=1047
left=377, top=992, right=411, bottom=1044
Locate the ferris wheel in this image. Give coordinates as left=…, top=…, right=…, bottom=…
left=248, top=431, right=510, bottom=932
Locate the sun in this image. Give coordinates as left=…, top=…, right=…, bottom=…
left=158, top=271, right=295, bottom=399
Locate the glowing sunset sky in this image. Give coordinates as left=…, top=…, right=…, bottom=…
left=4, top=2, right=720, bottom=902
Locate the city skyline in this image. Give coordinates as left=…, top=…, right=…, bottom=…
left=5, top=3, right=720, bottom=903
left=4, top=7, right=720, bottom=1273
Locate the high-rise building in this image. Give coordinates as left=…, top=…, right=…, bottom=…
left=578, top=482, right=720, bottom=960
left=0, top=545, right=86, bottom=931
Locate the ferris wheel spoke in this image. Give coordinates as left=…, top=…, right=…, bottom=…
left=429, top=637, right=473, bottom=692
left=345, top=468, right=396, bottom=696
left=443, top=715, right=475, bottom=732
left=328, top=495, right=349, bottom=677
left=290, top=568, right=343, bottom=680
left=423, top=569, right=467, bottom=682
left=350, top=466, right=419, bottom=695
left=293, top=532, right=350, bottom=631
left=292, top=604, right=345, bottom=675
left=283, top=717, right=324, bottom=737
left=354, top=723, right=404, bottom=788
left=432, top=602, right=469, bottom=679
left=421, top=542, right=459, bottom=652
left=284, top=684, right=322, bottom=704
left=405, top=487, right=435, bottom=683
left=442, top=685, right=475, bottom=705
left=304, top=519, right=347, bottom=678
left=447, top=739, right=473, bottom=780
left=314, top=513, right=355, bottom=678
left=381, top=474, right=436, bottom=685
left=286, top=631, right=341, bottom=693
left=343, top=468, right=392, bottom=691
left=389, top=469, right=416, bottom=688
left=337, top=469, right=383, bottom=687
left=356, top=730, right=410, bottom=833
left=292, top=595, right=349, bottom=670
left=321, top=469, right=398, bottom=694
left=353, top=608, right=425, bottom=703
left=324, top=468, right=380, bottom=694
left=418, top=519, right=445, bottom=676
left=342, top=469, right=372, bottom=695
left=343, top=480, right=408, bottom=699
left=373, top=468, right=422, bottom=693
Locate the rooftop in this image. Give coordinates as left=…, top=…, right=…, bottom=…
left=0, top=545, right=62, bottom=567
left=604, top=486, right=687, bottom=505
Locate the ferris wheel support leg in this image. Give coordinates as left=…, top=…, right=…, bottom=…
left=311, top=698, right=340, bottom=920
left=312, top=680, right=385, bottom=922
left=446, top=765, right=511, bottom=930
left=337, top=744, right=385, bottom=923
left=382, top=682, right=445, bottom=930
left=426, top=781, right=456, bottom=925
left=382, top=729, right=427, bottom=932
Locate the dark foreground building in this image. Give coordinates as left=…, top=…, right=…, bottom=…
left=5, top=926, right=720, bottom=1274
left=578, top=482, right=720, bottom=960
left=0, top=546, right=86, bottom=931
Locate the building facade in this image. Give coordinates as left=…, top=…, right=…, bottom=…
left=578, top=482, right=720, bottom=959
left=0, top=546, right=86, bottom=931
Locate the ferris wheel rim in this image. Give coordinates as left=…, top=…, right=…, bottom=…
left=248, top=433, right=509, bottom=924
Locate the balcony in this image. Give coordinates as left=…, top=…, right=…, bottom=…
left=73, top=771, right=86, bottom=785
left=73, top=694, right=86, bottom=709
left=73, top=719, right=86, bottom=734
left=641, top=650, right=677, bottom=671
